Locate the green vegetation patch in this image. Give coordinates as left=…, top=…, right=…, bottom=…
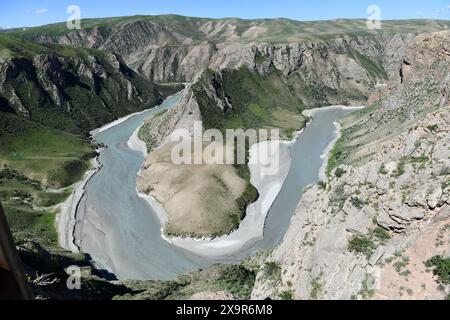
left=348, top=227, right=392, bottom=259
left=394, top=155, right=430, bottom=177
left=4, top=205, right=57, bottom=247
left=0, top=112, right=94, bottom=188
left=348, top=235, right=376, bottom=257
left=279, top=290, right=294, bottom=300
left=326, top=137, right=347, bottom=176
left=425, top=256, right=450, bottom=285
left=215, top=265, right=256, bottom=299
left=118, top=263, right=256, bottom=300
left=0, top=112, right=94, bottom=249
left=193, top=67, right=306, bottom=134
left=263, top=261, right=282, bottom=282
left=372, top=227, right=391, bottom=242
left=310, top=277, right=322, bottom=300
left=334, top=167, right=347, bottom=178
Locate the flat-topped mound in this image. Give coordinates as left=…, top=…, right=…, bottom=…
left=137, top=142, right=256, bottom=238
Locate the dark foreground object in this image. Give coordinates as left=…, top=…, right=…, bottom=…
left=0, top=201, right=33, bottom=300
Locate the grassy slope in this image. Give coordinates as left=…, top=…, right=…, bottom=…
left=8, top=16, right=450, bottom=44
left=0, top=33, right=104, bottom=59
left=193, top=67, right=307, bottom=135
left=0, top=111, right=94, bottom=246
left=0, top=113, right=95, bottom=187
left=325, top=103, right=380, bottom=176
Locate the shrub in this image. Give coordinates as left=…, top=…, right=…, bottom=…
left=279, top=290, right=294, bottom=300
left=263, top=261, right=281, bottom=280
left=318, top=181, right=327, bottom=190
left=217, top=265, right=256, bottom=299
left=348, top=235, right=376, bottom=257
left=335, top=167, right=347, bottom=178
left=310, top=278, right=322, bottom=300
left=372, top=227, right=391, bottom=242
left=350, top=197, right=365, bottom=209
left=424, top=256, right=450, bottom=285
left=394, top=159, right=406, bottom=177
left=427, top=124, right=438, bottom=132
left=379, top=163, right=388, bottom=175
left=359, top=275, right=375, bottom=298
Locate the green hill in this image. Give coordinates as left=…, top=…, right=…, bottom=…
left=8, top=15, right=450, bottom=44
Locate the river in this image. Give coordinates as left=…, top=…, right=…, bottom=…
left=73, top=92, right=357, bottom=280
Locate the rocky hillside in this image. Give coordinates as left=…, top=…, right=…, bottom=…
left=0, top=34, right=176, bottom=134
left=252, top=30, right=450, bottom=300
left=9, top=16, right=450, bottom=83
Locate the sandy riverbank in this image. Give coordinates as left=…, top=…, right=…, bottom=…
left=56, top=155, right=102, bottom=252
left=128, top=124, right=148, bottom=156
left=90, top=110, right=150, bottom=136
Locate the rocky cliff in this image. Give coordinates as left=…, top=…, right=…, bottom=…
left=0, top=34, right=174, bottom=134
left=12, top=16, right=449, bottom=84
left=251, top=30, right=450, bottom=300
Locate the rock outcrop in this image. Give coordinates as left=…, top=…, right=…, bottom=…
left=0, top=35, right=174, bottom=134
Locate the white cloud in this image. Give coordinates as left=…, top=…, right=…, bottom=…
left=35, top=8, right=49, bottom=14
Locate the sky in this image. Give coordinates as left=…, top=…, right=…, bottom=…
left=0, top=0, right=449, bottom=28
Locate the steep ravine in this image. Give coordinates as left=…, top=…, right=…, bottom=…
left=0, top=52, right=169, bottom=134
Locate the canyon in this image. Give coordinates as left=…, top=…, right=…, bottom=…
left=0, top=16, right=448, bottom=300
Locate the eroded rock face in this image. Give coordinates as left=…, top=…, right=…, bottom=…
left=0, top=52, right=164, bottom=133
left=251, top=31, right=450, bottom=300
left=28, top=19, right=418, bottom=87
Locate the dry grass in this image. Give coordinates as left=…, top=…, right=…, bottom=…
left=137, top=142, right=249, bottom=237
